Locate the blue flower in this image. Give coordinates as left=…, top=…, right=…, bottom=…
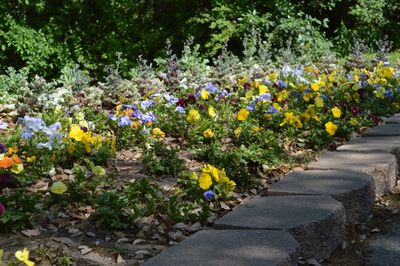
left=175, top=106, right=185, bottom=113
left=203, top=190, right=215, bottom=200
left=108, top=114, right=117, bottom=121
left=206, top=83, right=218, bottom=93
left=259, top=93, right=271, bottom=101
left=118, top=116, right=133, bottom=127
left=21, top=131, right=34, bottom=140
left=384, top=89, right=394, bottom=99
left=320, top=94, right=328, bottom=100
left=164, top=94, right=179, bottom=105
left=121, top=104, right=138, bottom=111
left=130, top=109, right=142, bottom=119
left=277, top=80, right=287, bottom=88
left=0, top=122, right=7, bottom=129
left=267, top=106, right=279, bottom=114
left=140, top=100, right=156, bottom=109
left=139, top=112, right=157, bottom=124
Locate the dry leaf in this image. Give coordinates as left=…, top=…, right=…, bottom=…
left=78, top=245, right=92, bottom=255
left=21, top=229, right=40, bottom=237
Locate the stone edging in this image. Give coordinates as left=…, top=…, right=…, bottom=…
left=144, top=115, right=400, bottom=266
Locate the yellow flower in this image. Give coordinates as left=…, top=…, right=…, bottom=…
left=258, top=84, right=268, bottom=94
left=311, top=83, right=320, bottom=91
left=277, top=90, right=288, bottom=102
left=11, top=163, right=24, bottom=174
left=82, top=135, right=92, bottom=153
left=50, top=181, right=67, bottom=195
left=15, top=248, right=35, bottom=266
left=67, top=141, right=75, bottom=153
left=379, top=67, right=395, bottom=79
left=252, top=126, right=262, bottom=132
left=314, top=96, right=324, bottom=107
left=26, top=156, right=36, bottom=163
left=202, top=164, right=220, bottom=181
left=331, top=107, right=341, bottom=118
left=325, top=122, right=338, bottom=136
left=303, top=107, right=319, bottom=122
left=6, top=147, right=19, bottom=155
left=152, top=128, right=165, bottom=139
left=237, top=108, right=249, bottom=121
left=234, top=127, right=242, bottom=138
left=208, top=106, right=217, bottom=118
left=350, top=117, right=359, bottom=126
left=203, top=129, right=214, bottom=138
left=199, top=173, right=212, bottom=190
left=272, top=103, right=281, bottom=112
left=201, top=90, right=210, bottom=100
left=69, top=125, right=85, bottom=141
left=187, top=109, right=201, bottom=124
left=92, top=165, right=106, bottom=177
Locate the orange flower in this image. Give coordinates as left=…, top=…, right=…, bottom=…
left=0, top=156, right=14, bottom=169
left=12, top=156, right=22, bottom=164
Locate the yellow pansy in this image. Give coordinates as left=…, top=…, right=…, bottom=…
left=26, top=156, right=36, bottom=163
left=252, top=126, right=262, bottom=133
left=258, top=84, right=268, bottom=94
left=311, top=83, right=320, bottom=91
left=50, top=181, right=67, bottom=195
left=15, top=248, right=35, bottom=266
left=199, top=172, right=212, bottom=190
left=152, top=128, right=165, bottom=139
left=201, top=90, right=210, bottom=100
left=208, top=106, right=217, bottom=118
left=314, top=96, right=324, bottom=107
left=203, top=129, right=214, bottom=138
left=11, top=163, right=24, bottom=174
left=67, top=141, right=75, bottom=153
left=187, top=109, right=201, bottom=124
left=69, top=125, right=85, bottom=141
left=202, top=164, right=220, bottom=181
left=325, top=122, right=338, bottom=136
left=237, top=108, right=249, bottom=121
left=234, top=127, right=242, bottom=138
left=277, top=90, right=288, bottom=102
left=331, top=107, right=342, bottom=118
left=350, top=117, right=359, bottom=126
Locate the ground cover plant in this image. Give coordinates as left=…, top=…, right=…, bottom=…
left=0, top=44, right=399, bottom=264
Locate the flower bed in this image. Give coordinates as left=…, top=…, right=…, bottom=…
left=0, top=59, right=399, bottom=264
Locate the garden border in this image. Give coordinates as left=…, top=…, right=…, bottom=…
left=144, top=114, right=400, bottom=266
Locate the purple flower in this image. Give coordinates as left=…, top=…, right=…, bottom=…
left=259, top=93, right=271, bottom=101
left=0, top=173, right=16, bottom=189
left=203, top=190, right=215, bottom=200
left=0, top=202, right=5, bottom=216
left=384, top=89, right=394, bottom=99
left=0, top=144, right=6, bottom=154
left=118, top=116, right=133, bottom=127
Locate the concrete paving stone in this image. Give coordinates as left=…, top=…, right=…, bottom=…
left=214, top=195, right=345, bottom=260
left=307, top=151, right=397, bottom=195
left=381, top=114, right=400, bottom=124
left=143, top=230, right=300, bottom=266
left=336, top=136, right=400, bottom=153
left=267, top=170, right=375, bottom=224
left=362, top=124, right=400, bottom=137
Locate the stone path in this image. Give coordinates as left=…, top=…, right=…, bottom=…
left=144, top=114, right=400, bottom=266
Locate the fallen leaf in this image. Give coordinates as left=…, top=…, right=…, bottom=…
left=79, top=245, right=92, bottom=255
left=115, top=253, right=125, bottom=264
left=21, top=229, right=40, bottom=237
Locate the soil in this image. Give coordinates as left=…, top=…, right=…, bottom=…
left=321, top=186, right=400, bottom=266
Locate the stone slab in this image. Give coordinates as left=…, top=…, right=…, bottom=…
left=362, top=124, right=400, bottom=137
left=143, top=230, right=300, bottom=266
left=214, top=195, right=345, bottom=259
left=381, top=114, right=400, bottom=124
left=307, top=151, right=397, bottom=195
left=267, top=170, right=374, bottom=224
left=336, top=136, right=400, bottom=153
